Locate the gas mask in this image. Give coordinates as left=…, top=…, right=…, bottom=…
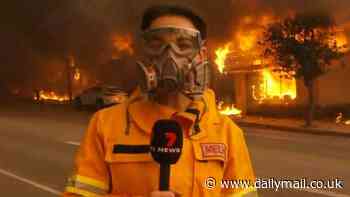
left=137, top=26, right=210, bottom=100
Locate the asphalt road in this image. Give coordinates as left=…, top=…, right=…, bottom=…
left=0, top=102, right=349, bottom=197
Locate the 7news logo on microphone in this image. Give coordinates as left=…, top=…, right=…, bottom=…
left=165, top=132, right=177, bottom=147
left=150, top=119, right=183, bottom=164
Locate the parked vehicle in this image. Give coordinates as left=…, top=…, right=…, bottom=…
left=74, top=86, right=127, bottom=109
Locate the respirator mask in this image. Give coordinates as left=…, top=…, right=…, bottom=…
left=137, top=26, right=210, bottom=100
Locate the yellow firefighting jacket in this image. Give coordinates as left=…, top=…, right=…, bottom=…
left=62, top=88, right=258, bottom=197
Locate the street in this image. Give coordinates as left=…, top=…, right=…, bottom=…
left=0, top=102, right=349, bottom=197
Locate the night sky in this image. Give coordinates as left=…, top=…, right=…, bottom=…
left=1, top=0, right=349, bottom=96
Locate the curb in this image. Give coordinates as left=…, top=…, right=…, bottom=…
left=235, top=121, right=350, bottom=138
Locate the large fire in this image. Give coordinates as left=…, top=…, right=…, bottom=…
left=34, top=90, right=69, bottom=102
left=214, top=15, right=273, bottom=73
left=214, top=30, right=261, bottom=73
left=213, top=14, right=350, bottom=104
left=252, top=68, right=297, bottom=103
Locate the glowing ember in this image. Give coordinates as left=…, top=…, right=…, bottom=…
left=74, top=68, right=81, bottom=81
left=345, top=120, right=350, bottom=125
left=34, top=90, right=69, bottom=102
left=112, top=34, right=134, bottom=58
left=215, top=43, right=231, bottom=73
left=252, top=68, right=297, bottom=102
left=218, top=103, right=242, bottom=116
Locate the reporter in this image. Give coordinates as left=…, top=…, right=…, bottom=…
left=62, top=5, right=257, bottom=197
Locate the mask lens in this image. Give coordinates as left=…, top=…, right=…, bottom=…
left=143, top=35, right=166, bottom=56
left=170, top=36, right=198, bottom=56
left=142, top=27, right=201, bottom=57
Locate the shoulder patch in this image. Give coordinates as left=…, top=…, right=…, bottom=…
left=200, top=143, right=226, bottom=160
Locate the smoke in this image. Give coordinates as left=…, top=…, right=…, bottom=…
left=0, top=0, right=349, bottom=94
left=70, top=0, right=350, bottom=49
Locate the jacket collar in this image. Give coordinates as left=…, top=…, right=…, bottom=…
left=127, top=88, right=220, bottom=139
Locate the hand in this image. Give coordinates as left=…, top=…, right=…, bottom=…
left=150, top=191, right=175, bottom=197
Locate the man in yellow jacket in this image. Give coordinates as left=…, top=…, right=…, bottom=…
left=63, top=4, right=258, bottom=197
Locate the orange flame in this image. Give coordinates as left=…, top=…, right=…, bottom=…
left=214, top=43, right=231, bottom=73
left=252, top=68, right=297, bottom=103
left=214, top=15, right=275, bottom=74
left=334, top=31, right=348, bottom=52
left=253, top=59, right=263, bottom=65
left=236, top=30, right=258, bottom=51
left=74, top=68, right=81, bottom=81
left=218, top=102, right=242, bottom=116
left=34, top=90, right=69, bottom=102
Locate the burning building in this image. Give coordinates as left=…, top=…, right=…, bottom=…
left=214, top=14, right=350, bottom=116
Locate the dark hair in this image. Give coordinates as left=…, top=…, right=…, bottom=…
left=141, top=5, right=207, bottom=39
